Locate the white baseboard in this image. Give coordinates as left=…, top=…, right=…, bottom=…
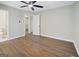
left=73, top=41, right=79, bottom=55
left=9, top=34, right=25, bottom=40
left=41, top=34, right=79, bottom=55
left=0, top=38, right=8, bottom=42
left=41, top=34, right=73, bottom=42
left=0, top=34, right=25, bottom=42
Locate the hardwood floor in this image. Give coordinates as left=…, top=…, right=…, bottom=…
left=0, top=34, right=78, bottom=57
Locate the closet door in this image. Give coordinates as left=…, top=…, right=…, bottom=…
left=33, top=15, right=40, bottom=35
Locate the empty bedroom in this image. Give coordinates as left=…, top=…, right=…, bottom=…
left=0, top=0, right=79, bottom=57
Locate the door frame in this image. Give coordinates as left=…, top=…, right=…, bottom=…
left=0, top=9, right=9, bottom=41
left=24, top=15, right=31, bottom=35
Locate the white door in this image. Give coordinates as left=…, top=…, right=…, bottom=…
left=33, top=15, right=40, bottom=35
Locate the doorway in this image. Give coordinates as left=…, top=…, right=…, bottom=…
left=25, top=16, right=29, bottom=33
left=24, top=15, right=40, bottom=36
left=0, top=9, right=8, bottom=42
left=24, top=15, right=31, bottom=35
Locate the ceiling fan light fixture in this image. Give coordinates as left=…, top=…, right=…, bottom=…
left=29, top=5, right=33, bottom=7
left=20, top=1, right=43, bottom=11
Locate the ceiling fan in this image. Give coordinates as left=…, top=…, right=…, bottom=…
left=20, top=1, right=43, bottom=11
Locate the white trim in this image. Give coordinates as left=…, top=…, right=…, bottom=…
left=41, top=34, right=79, bottom=55
left=9, top=34, right=25, bottom=40
left=6, top=10, right=9, bottom=40
left=0, top=38, right=8, bottom=42
left=73, top=41, right=79, bottom=55
left=41, top=34, right=73, bottom=42
left=0, top=34, right=25, bottom=43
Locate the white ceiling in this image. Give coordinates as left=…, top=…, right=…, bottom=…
left=0, top=1, right=75, bottom=12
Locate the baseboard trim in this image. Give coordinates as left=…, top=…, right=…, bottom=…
left=73, top=41, right=79, bottom=55
left=0, top=38, right=8, bottom=42
left=41, top=34, right=79, bottom=55
left=0, top=34, right=25, bottom=43
left=41, top=34, right=74, bottom=43
left=9, top=34, right=25, bottom=40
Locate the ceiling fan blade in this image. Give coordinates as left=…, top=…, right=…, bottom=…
left=31, top=7, right=34, bottom=11
left=32, top=1, right=37, bottom=4
left=20, top=5, right=28, bottom=8
left=33, top=5, right=43, bottom=8
left=29, top=1, right=32, bottom=4
left=20, top=1, right=28, bottom=4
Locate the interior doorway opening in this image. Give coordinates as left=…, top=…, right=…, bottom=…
left=25, top=16, right=29, bottom=33
left=24, top=15, right=31, bottom=36
left=24, top=15, right=40, bottom=36
left=0, top=9, right=8, bottom=42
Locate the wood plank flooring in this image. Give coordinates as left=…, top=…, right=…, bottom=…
left=0, top=34, right=78, bottom=57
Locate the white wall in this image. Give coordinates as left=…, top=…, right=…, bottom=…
left=8, top=9, right=25, bottom=39
left=74, top=2, right=79, bottom=55
left=38, top=5, right=74, bottom=42
left=0, top=4, right=32, bottom=40
left=36, top=3, right=79, bottom=54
